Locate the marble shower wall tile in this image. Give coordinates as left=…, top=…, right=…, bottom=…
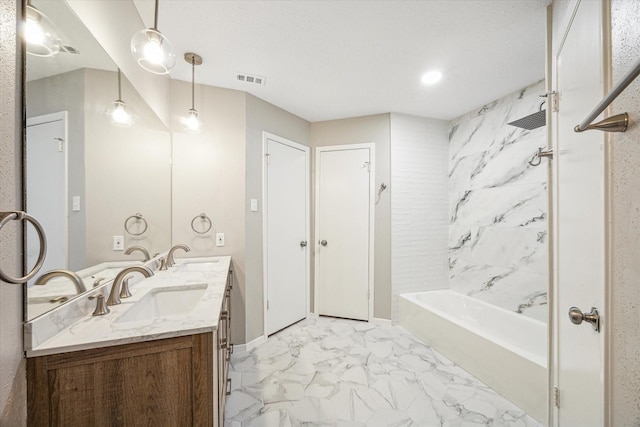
left=448, top=80, right=549, bottom=322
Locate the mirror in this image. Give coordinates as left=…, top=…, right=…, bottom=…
left=24, top=0, right=171, bottom=320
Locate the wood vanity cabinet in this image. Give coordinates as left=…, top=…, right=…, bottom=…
left=27, top=269, right=234, bottom=427
left=216, top=269, right=233, bottom=426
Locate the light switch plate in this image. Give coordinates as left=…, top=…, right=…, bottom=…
left=72, top=196, right=81, bottom=212
left=216, top=232, right=225, bottom=247
left=250, top=198, right=258, bottom=212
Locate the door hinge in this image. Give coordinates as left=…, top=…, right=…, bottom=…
left=54, top=137, right=64, bottom=152
left=553, top=386, right=560, bottom=408
left=265, top=153, right=270, bottom=165
left=542, top=91, right=559, bottom=113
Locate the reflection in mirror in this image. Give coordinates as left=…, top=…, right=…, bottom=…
left=25, top=0, right=171, bottom=320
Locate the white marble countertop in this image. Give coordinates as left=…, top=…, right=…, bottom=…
left=26, top=260, right=144, bottom=320
left=25, top=256, right=231, bottom=358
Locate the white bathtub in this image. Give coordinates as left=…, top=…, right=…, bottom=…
left=399, top=290, right=547, bottom=423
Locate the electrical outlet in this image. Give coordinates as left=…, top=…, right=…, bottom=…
left=113, top=235, right=124, bottom=251
left=216, top=232, right=225, bottom=247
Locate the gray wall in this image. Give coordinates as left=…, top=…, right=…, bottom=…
left=27, top=69, right=172, bottom=270
left=170, top=80, right=247, bottom=344
left=83, top=69, right=171, bottom=266
left=311, top=114, right=392, bottom=319
left=0, top=0, right=26, bottom=424
left=170, top=85, right=311, bottom=345
left=610, top=0, right=640, bottom=424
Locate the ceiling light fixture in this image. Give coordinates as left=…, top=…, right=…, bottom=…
left=421, top=70, right=443, bottom=86
left=181, top=52, right=203, bottom=133
left=130, top=0, right=176, bottom=74
left=24, top=0, right=61, bottom=57
left=109, top=69, right=134, bottom=127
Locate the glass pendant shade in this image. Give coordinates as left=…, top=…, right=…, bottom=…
left=182, top=108, right=201, bottom=133
left=181, top=52, right=203, bottom=133
left=25, top=4, right=61, bottom=57
left=107, top=69, right=134, bottom=127
left=131, top=29, right=176, bottom=75
left=109, top=100, right=134, bottom=127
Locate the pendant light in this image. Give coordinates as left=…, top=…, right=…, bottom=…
left=24, top=0, right=61, bottom=57
left=108, top=69, right=134, bottom=127
left=130, top=0, right=176, bottom=74
left=181, top=52, right=203, bottom=133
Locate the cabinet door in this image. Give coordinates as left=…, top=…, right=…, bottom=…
left=28, top=334, right=214, bottom=426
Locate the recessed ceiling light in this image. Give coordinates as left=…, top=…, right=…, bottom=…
left=421, top=70, right=443, bottom=86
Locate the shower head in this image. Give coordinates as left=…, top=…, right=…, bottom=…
left=507, top=110, right=546, bottom=130
left=507, top=99, right=547, bottom=130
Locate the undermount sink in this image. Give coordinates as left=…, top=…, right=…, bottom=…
left=115, top=284, right=208, bottom=324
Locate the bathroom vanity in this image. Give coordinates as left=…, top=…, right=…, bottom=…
left=25, top=256, right=232, bottom=427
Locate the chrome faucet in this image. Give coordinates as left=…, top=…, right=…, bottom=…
left=36, top=270, right=87, bottom=294
left=106, top=266, right=154, bottom=306
left=124, top=245, right=151, bottom=261
left=161, top=244, right=191, bottom=270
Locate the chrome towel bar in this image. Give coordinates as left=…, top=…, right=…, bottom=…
left=574, top=56, right=640, bottom=133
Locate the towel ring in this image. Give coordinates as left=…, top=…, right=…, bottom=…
left=0, top=211, right=47, bottom=284
left=124, top=213, right=148, bottom=236
left=191, top=213, right=213, bottom=234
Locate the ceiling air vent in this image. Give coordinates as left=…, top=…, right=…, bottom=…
left=61, top=45, right=80, bottom=55
left=237, top=73, right=266, bottom=86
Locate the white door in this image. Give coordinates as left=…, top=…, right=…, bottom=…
left=264, top=133, right=309, bottom=336
left=553, top=1, right=606, bottom=425
left=316, top=145, right=374, bottom=321
left=26, top=113, right=68, bottom=276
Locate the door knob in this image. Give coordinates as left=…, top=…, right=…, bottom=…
left=568, top=306, right=600, bottom=332
left=320, top=240, right=328, bottom=247
left=300, top=241, right=307, bottom=248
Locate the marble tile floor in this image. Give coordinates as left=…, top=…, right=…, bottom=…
left=225, top=316, right=543, bottom=427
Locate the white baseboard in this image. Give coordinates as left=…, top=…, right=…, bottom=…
left=371, top=317, right=393, bottom=325
left=233, top=335, right=267, bottom=353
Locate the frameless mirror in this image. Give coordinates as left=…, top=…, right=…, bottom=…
left=24, top=0, right=171, bottom=320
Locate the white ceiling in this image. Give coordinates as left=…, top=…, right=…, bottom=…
left=134, top=0, right=548, bottom=122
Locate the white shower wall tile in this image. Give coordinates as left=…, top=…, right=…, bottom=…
left=391, top=113, right=449, bottom=321
left=449, top=80, right=549, bottom=321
